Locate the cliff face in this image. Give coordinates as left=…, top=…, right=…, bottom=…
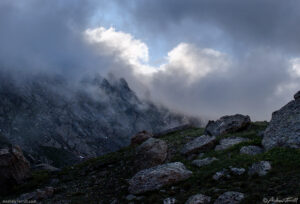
left=0, top=74, right=189, bottom=166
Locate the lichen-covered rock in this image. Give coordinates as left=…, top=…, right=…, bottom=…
left=128, top=162, right=192, bottom=194
left=240, top=146, right=263, bottom=155
left=262, top=91, right=300, bottom=150
left=213, top=169, right=230, bottom=180
left=215, top=137, right=250, bottom=151
left=131, top=131, right=153, bottom=145
left=192, top=157, right=218, bottom=167
left=229, top=167, right=245, bottom=175
left=214, top=191, right=245, bottom=204
left=0, top=145, right=31, bottom=191
left=248, top=161, right=271, bottom=176
left=205, top=114, right=251, bottom=136
left=185, top=194, right=211, bottom=204
left=135, top=138, right=168, bottom=169
left=181, top=135, right=216, bottom=155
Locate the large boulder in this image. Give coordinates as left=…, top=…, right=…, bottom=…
left=205, top=114, right=251, bottom=136
left=0, top=145, right=31, bottom=192
left=262, top=91, right=300, bottom=150
left=128, top=162, right=192, bottom=194
left=214, top=191, right=245, bottom=204
left=131, top=131, right=153, bottom=145
left=135, top=138, right=168, bottom=170
left=215, top=137, right=250, bottom=151
left=181, top=135, right=216, bottom=155
left=192, top=157, right=218, bottom=168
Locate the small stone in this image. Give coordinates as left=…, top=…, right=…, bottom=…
left=192, top=157, right=218, bottom=167
left=213, top=169, right=230, bottom=180
left=126, top=194, right=137, bottom=201
left=185, top=194, right=211, bottom=204
left=230, top=167, right=245, bottom=175
left=214, top=191, right=245, bottom=204
left=248, top=161, right=271, bottom=176
left=240, top=146, right=263, bottom=155
left=163, top=197, right=176, bottom=204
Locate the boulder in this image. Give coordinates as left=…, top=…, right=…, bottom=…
left=192, top=157, right=218, bottom=168
left=240, top=146, right=263, bottom=155
left=135, top=138, right=168, bottom=169
left=214, top=191, right=245, bottom=204
left=128, top=162, right=192, bottom=194
left=32, top=163, right=61, bottom=172
left=131, top=131, right=153, bottom=145
left=181, top=135, right=216, bottom=155
left=262, top=91, right=300, bottom=150
left=248, top=161, right=271, bottom=176
left=205, top=114, right=251, bottom=136
left=215, top=137, right=250, bottom=151
left=213, top=169, right=230, bottom=180
left=0, top=145, right=31, bottom=192
left=185, top=194, right=211, bottom=204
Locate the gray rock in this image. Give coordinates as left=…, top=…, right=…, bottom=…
left=128, top=162, right=192, bottom=194
left=248, top=161, right=271, bottom=176
left=214, top=191, right=245, bottom=204
left=262, top=90, right=300, bottom=150
left=163, top=197, right=176, bottom=204
left=135, top=138, right=168, bottom=169
left=215, top=137, right=250, bottom=151
left=213, top=169, right=230, bottom=180
left=240, top=145, right=263, bottom=155
left=257, top=131, right=265, bottom=137
left=131, top=131, right=153, bottom=145
left=126, top=194, right=137, bottom=201
left=0, top=145, right=31, bottom=191
left=229, top=167, right=245, bottom=175
left=185, top=194, right=211, bottom=204
left=33, top=163, right=61, bottom=172
left=205, top=114, right=251, bottom=136
left=192, top=157, right=218, bottom=167
left=181, top=135, right=216, bottom=155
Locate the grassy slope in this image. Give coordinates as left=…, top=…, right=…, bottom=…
left=2, top=122, right=300, bottom=203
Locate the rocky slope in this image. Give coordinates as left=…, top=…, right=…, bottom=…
left=1, top=90, right=299, bottom=203
left=0, top=74, right=192, bottom=167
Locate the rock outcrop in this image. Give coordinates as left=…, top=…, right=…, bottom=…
left=205, top=114, right=251, bottom=136
left=131, top=131, right=153, bottom=145
left=215, top=137, right=250, bottom=151
left=185, top=194, right=211, bottom=204
left=135, top=138, right=168, bottom=169
left=0, top=145, right=31, bottom=192
left=262, top=90, right=300, bottom=150
left=128, top=162, right=192, bottom=194
left=32, top=163, right=61, bottom=172
left=240, top=145, right=263, bottom=155
left=181, top=135, right=216, bottom=155
left=248, top=161, right=271, bottom=176
left=214, top=191, right=245, bottom=204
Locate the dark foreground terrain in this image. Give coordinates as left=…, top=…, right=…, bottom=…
left=2, top=121, right=300, bottom=203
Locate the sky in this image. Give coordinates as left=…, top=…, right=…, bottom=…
left=0, top=0, right=300, bottom=121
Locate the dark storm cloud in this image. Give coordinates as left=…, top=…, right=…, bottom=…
left=0, top=0, right=116, bottom=81
left=126, top=0, right=300, bottom=53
